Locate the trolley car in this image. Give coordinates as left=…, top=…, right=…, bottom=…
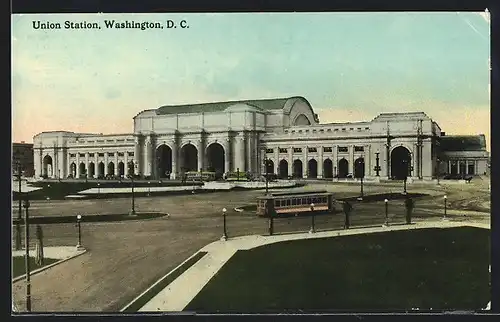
left=185, top=171, right=216, bottom=181
left=256, top=190, right=335, bottom=217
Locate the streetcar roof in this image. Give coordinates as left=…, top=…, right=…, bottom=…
left=270, top=190, right=329, bottom=196
left=257, top=191, right=333, bottom=200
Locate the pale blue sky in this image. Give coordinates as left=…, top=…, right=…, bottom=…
left=12, top=12, right=490, bottom=149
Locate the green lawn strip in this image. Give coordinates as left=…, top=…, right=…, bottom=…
left=185, top=227, right=490, bottom=313
left=12, top=212, right=167, bottom=225
left=122, top=251, right=208, bottom=312
left=12, top=256, right=59, bottom=279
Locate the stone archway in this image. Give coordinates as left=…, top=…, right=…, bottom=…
left=180, top=143, right=198, bottom=172
left=265, top=159, right=274, bottom=174
left=279, top=159, right=288, bottom=179
left=391, top=146, right=411, bottom=180
left=118, top=162, right=125, bottom=177
left=43, top=155, right=53, bottom=177
left=88, top=162, right=95, bottom=178
left=107, top=162, right=115, bottom=176
left=127, top=161, right=135, bottom=176
left=308, top=159, right=318, bottom=178
left=354, top=157, right=365, bottom=179
left=293, top=159, right=303, bottom=178
left=98, top=162, right=105, bottom=178
left=70, top=162, right=77, bottom=178
left=323, top=159, right=333, bottom=178
left=156, top=144, right=173, bottom=178
left=338, top=158, right=349, bottom=178
left=206, top=143, right=225, bottom=176
left=79, top=163, right=86, bottom=178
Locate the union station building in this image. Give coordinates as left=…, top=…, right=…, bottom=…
left=32, top=96, right=489, bottom=181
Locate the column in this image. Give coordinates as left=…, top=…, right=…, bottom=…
left=67, top=152, right=71, bottom=178
left=448, top=160, right=452, bottom=174
left=171, top=140, right=178, bottom=179
left=143, top=137, right=150, bottom=176
left=333, top=145, right=338, bottom=177
left=465, top=160, right=469, bottom=175
left=85, top=153, right=90, bottom=179
left=224, top=138, right=231, bottom=174
left=254, top=133, right=260, bottom=176
left=124, top=151, right=129, bottom=176
left=318, top=146, right=323, bottom=179
left=104, top=152, right=109, bottom=176
left=386, top=144, right=391, bottom=178
left=302, top=146, right=308, bottom=178
left=365, top=145, right=371, bottom=177
left=274, top=148, right=279, bottom=174
left=349, top=145, right=354, bottom=176
left=76, top=153, right=81, bottom=178
left=456, top=160, right=460, bottom=174
left=246, top=132, right=253, bottom=174
left=39, top=149, right=43, bottom=177
left=288, top=146, right=293, bottom=176
left=94, top=153, right=99, bottom=178
left=134, top=135, right=141, bottom=176
left=197, top=139, right=204, bottom=173
left=114, top=152, right=119, bottom=176
left=237, top=135, right=246, bottom=172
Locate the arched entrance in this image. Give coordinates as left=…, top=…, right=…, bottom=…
left=206, top=143, right=225, bottom=176
left=293, top=159, right=303, bottom=178
left=279, top=159, right=288, bottom=178
left=127, top=161, right=135, bottom=176
left=323, top=159, right=333, bottom=178
left=43, top=155, right=53, bottom=177
left=180, top=144, right=198, bottom=172
left=338, top=158, right=348, bottom=178
left=265, top=159, right=274, bottom=174
left=391, top=146, right=411, bottom=180
left=79, top=163, right=86, bottom=178
left=70, top=162, right=77, bottom=177
left=107, top=162, right=115, bottom=176
left=308, top=159, right=318, bottom=178
left=156, top=144, right=173, bottom=178
left=88, top=162, right=95, bottom=178
left=118, top=162, right=125, bottom=176
left=354, top=157, right=365, bottom=178
left=459, top=161, right=466, bottom=175
left=98, top=162, right=105, bottom=177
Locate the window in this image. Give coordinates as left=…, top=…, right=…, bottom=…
left=365, top=127, right=370, bottom=130
left=294, top=148, right=302, bottom=153
left=338, top=146, right=348, bottom=153
left=334, top=128, right=339, bottom=132
left=266, top=148, right=274, bottom=154
left=108, top=152, right=114, bottom=156
left=323, top=147, right=332, bottom=153
left=70, top=153, right=76, bottom=157
left=354, top=146, right=364, bottom=152
left=327, top=129, right=332, bottom=132
left=128, top=152, right=134, bottom=156
left=275, top=200, right=280, bottom=207
left=118, top=152, right=124, bottom=157
left=79, top=153, right=85, bottom=157
left=292, top=198, right=297, bottom=206
left=341, top=128, right=346, bottom=131
left=350, top=128, right=354, bottom=131
left=357, top=128, right=362, bottom=131
left=89, top=153, right=95, bottom=157
left=308, top=147, right=317, bottom=153
left=98, top=153, right=104, bottom=157
left=279, top=148, right=288, bottom=153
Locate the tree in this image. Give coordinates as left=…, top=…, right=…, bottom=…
left=35, top=225, right=44, bottom=266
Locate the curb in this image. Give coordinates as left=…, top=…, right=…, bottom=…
left=120, top=250, right=208, bottom=312
left=12, top=249, right=88, bottom=283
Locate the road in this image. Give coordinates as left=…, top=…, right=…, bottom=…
left=11, top=181, right=490, bottom=312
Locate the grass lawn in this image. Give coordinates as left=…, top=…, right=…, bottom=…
left=185, top=227, right=490, bottom=312
left=12, top=256, right=59, bottom=279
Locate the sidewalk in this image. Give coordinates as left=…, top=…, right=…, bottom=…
left=137, top=219, right=489, bottom=312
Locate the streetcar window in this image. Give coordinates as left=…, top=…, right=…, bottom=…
left=292, top=198, right=296, bottom=206
left=275, top=200, right=280, bottom=207
left=286, top=199, right=291, bottom=206
left=307, top=198, right=312, bottom=205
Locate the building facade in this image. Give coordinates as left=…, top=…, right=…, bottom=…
left=32, top=96, right=489, bottom=180
left=12, top=142, right=34, bottom=177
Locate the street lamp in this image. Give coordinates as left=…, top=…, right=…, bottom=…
left=268, top=200, right=274, bottom=236
left=76, top=215, right=84, bottom=250
left=263, top=157, right=270, bottom=195
left=148, top=181, right=151, bottom=196
left=23, top=197, right=31, bottom=312
left=384, top=199, right=389, bottom=227
left=443, top=195, right=448, bottom=220
left=357, top=157, right=365, bottom=201
left=221, top=208, right=227, bottom=241
left=374, top=151, right=381, bottom=177
left=15, top=163, right=22, bottom=250
left=97, top=182, right=101, bottom=197
left=436, top=158, right=441, bottom=185
left=309, top=203, right=316, bottom=233
left=58, top=169, right=61, bottom=182
left=130, top=175, right=136, bottom=216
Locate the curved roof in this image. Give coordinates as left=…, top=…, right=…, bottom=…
left=440, top=135, right=487, bottom=151
left=155, top=96, right=310, bottom=115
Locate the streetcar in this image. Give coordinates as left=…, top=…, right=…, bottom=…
left=256, top=190, right=335, bottom=217
left=226, top=171, right=251, bottom=182
left=184, top=171, right=216, bottom=181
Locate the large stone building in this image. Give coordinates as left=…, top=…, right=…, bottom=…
left=12, top=142, right=34, bottom=176
left=32, top=96, right=489, bottom=180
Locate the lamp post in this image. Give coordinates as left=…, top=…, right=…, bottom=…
left=263, top=157, right=270, bottom=195
left=97, top=182, right=100, bottom=197
left=384, top=199, right=389, bottom=227
left=130, top=175, right=136, bottom=216
left=23, top=197, right=31, bottom=312
left=58, top=169, right=61, bottom=182
left=443, top=195, right=448, bottom=220
left=147, top=181, right=151, bottom=196
left=76, top=215, right=84, bottom=250
left=374, top=151, right=381, bottom=177
left=221, top=208, right=227, bottom=241
left=15, top=163, right=22, bottom=250
left=357, top=157, right=365, bottom=201
left=309, top=203, right=316, bottom=233
left=268, top=200, right=274, bottom=236
left=436, top=158, right=441, bottom=185
left=237, top=168, right=240, bottom=182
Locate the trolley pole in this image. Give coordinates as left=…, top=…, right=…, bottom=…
left=384, top=199, right=389, bottom=227
left=268, top=201, right=274, bottom=236
left=443, top=195, right=448, bottom=220
left=15, top=163, right=22, bottom=250
left=23, top=197, right=31, bottom=312
left=130, top=176, right=136, bottom=216
left=221, top=208, right=227, bottom=241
